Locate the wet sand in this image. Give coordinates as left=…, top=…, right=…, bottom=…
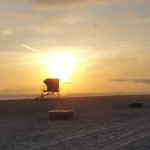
left=0, top=95, right=150, bottom=150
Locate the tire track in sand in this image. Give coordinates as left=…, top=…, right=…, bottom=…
left=17, top=118, right=149, bottom=150
left=100, top=124, right=150, bottom=150
left=18, top=123, right=120, bottom=150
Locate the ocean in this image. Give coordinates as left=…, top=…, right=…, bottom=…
left=0, top=94, right=37, bottom=100
left=0, top=92, right=149, bottom=100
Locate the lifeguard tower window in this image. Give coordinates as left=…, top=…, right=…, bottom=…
left=44, top=78, right=59, bottom=92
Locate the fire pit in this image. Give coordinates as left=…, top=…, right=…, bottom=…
left=48, top=110, right=74, bottom=120
left=128, top=102, right=143, bottom=108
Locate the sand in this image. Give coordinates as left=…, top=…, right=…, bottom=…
left=0, top=95, right=150, bottom=150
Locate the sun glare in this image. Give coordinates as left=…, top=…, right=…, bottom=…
left=46, top=54, right=77, bottom=82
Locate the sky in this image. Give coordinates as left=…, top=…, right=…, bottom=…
left=0, top=0, right=150, bottom=95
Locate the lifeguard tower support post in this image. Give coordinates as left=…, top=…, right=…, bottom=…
left=36, top=78, right=60, bottom=100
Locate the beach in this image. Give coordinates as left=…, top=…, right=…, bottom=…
left=0, top=95, right=150, bottom=150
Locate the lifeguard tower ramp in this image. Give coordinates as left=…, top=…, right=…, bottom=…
left=36, top=78, right=60, bottom=100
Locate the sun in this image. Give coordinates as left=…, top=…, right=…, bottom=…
left=46, top=54, right=77, bottom=82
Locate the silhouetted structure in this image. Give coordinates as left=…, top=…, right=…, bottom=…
left=36, top=78, right=60, bottom=100
left=48, top=110, right=74, bottom=120
left=128, top=102, right=143, bottom=108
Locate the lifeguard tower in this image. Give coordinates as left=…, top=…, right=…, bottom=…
left=36, top=78, right=60, bottom=100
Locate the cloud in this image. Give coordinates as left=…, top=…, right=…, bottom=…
left=0, top=29, right=13, bottom=36
left=124, top=12, right=150, bottom=23
left=0, top=88, right=37, bottom=94
left=13, top=10, right=40, bottom=19
left=13, top=9, right=64, bottom=22
left=31, top=0, right=87, bottom=9
left=111, top=79, right=150, bottom=84
left=109, top=0, right=150, bottom=8
left=62, top=81, right=71, bottom=84
left=31, top=0, right=111, bottom=9
left=125, top=12, right=145, bottom=21
left=0, top=0, right=21, bottom=2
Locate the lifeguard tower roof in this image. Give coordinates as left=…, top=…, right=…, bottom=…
left=43, top=78, right=60, bottom=92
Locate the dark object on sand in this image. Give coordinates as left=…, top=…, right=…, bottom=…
left=48, top=110, right=74, bottom=120
left=36, top=78, right=60, bottom=100
left=128, top=102, right=143, bottom=108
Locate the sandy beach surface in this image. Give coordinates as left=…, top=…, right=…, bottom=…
left=0, top=95, right=150, bottom=150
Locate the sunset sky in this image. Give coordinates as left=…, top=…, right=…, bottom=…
left=0, top=0, right=150, bottom=94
